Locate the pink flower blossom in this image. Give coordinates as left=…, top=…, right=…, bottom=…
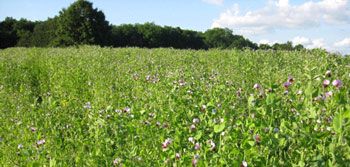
left=253, top=83, right=261, bottom=90
left=162, top=138, right=172, bottom=150
left=283, top=82, right=291, bottom=89
left=323, top=80, right=330, bottom=87
left=332, top=80, right=342, bottom=88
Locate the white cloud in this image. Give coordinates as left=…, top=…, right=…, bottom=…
left=292, top=36, right=329, bottom=49
left=212, top=0, right=350, bottom=35
left=334, top=38, right=350, bottom=47
left=291, top=36, right=326, bottom=49
left=258, top=39, right=279, bottom=45
left=202, top=0, right=224, bottom=5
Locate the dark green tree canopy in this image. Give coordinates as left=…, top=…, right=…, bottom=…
left=53, top=0, right=111, bottom=46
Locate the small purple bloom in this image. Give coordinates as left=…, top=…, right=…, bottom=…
left=83, top=102, right=91, bottom=109
left=113, top=158, right=122, bottom=166
left=283, top=81, right=291, bottom=89
left=175, top=153, right=181, bottom=160
left=325, top=91, right=333, bottom=98
left=194, top=142, right=200, bottom=150
left=332, top=80, right=342, bottom=88
left=288, top=76, right=294, bottom=83
left=37, top=139, right=45, bottom=146
left=190, top=124, right=196, bottom=131
left=193, top=118, right=200, bottom=124
left=323, top=80, right=330, bottom=87
left=162, top=138, right=172, bottom=150
left=253, top=83, right=261, bottom=90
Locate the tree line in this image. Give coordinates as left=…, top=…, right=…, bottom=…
left=0, top=0, right=305, bottom=51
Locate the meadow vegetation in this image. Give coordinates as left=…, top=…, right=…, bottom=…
left=0, top=46, right=349, bottom=166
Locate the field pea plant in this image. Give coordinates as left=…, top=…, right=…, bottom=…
left=0, top=46, right=349, bottom=166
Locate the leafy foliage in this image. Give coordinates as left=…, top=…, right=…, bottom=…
left=0, top=47, right=349, bottom=166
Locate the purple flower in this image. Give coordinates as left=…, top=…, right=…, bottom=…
left=253, top=83, right=261, bottom=90
left=288, top=76, right=294, bottom=83
left=194, top=142, right=200, bottom=150
left=175, top=153, right=181, bottom=160
left=332, top=80, right=342, bottom=88
left=192, top=154, right=199, bottom=166
left=193, top=118, right=200, bottom=124
left=323, top=80, right=330, bottom=87
left=283, top=82, right=292, bottom=89
left=30, top=127, right=36, bottom=132
left=83, top=102, right=91, bottom=109
left=325, top=91, right=333, bottom=98
left=162, top=138, right=172, bottom=150
left=37, top=139, right=45, bottom=146
left=190, top=124, right=196, bottom=131
left=113, top=158, right=122, bottom=166
left=192, top=158, right=198, bottom=167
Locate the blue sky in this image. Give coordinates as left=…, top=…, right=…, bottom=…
left=0, top=0, right=349, bottom=54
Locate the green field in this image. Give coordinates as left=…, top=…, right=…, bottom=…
left=0, top=46, right=349, bottom=166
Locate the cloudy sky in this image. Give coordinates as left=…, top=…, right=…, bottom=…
left=0, top=0, right=349, bottom=54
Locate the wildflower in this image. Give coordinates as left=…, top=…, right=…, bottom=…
left=115, top=109, right=122, bottom=113
left=264, top=127, right=270, bottom=133
left=288, top=76, right=294, bottom=83
left=273, top=128, right=279, bottom=133
left=37, top=139, right=45, bottom=146
left=236, top=88, right=243, bottom=97
left=208, top=140, right=216, bottom=151
left=178, top=79, right=186, bottom=86
left=221, top=131, right=225, bottom=136
left=212, top=109, right=217, bottom=114
left=325, top=70, right=332, bottom=77
left=332, top=80, right=342, bottom=88
left=113, top=158, right=122, bottom=166
left=296, top=90, right=303, bottom=95
left=325, top=91, right=333, bottom=98
left=30, top=127, right=36, bottom=132
left=156, top=121, right=161, bottom=127
left=187, top=90, right=193, bottom=95
left=326, top=127, right=331, bottom=131
left=254, top=134, right=261, bottom=144
left=323, top=80, right=330, bottom=87
left=283, top=82, right=291, bottom=89
left=190, top=124, right=196, bottom=131
left=123, top=107, right=131, bottom=113
left=188, top=137, right=195, bottom=144
left=253, top=83, right=261, bottom=90
left=241, top=160, right=248, bottom=167
left=283, top=90, right=289, bottom=95
left=83, top=102, right=91, bottom=109
left=175, top=153, right=181, bottom=160
left=192, top=157, right=198, bottom=167
left=18, top=144, right=23, bottom=149
left=194, top=142, right=200, bottom=150
left=162, top=138, right=172, bottom=150
left=192, top=154, right=199, bottom=166
left=193, top=118, right=200, bottom=124
left=200, top=105, right=207, bottom=112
